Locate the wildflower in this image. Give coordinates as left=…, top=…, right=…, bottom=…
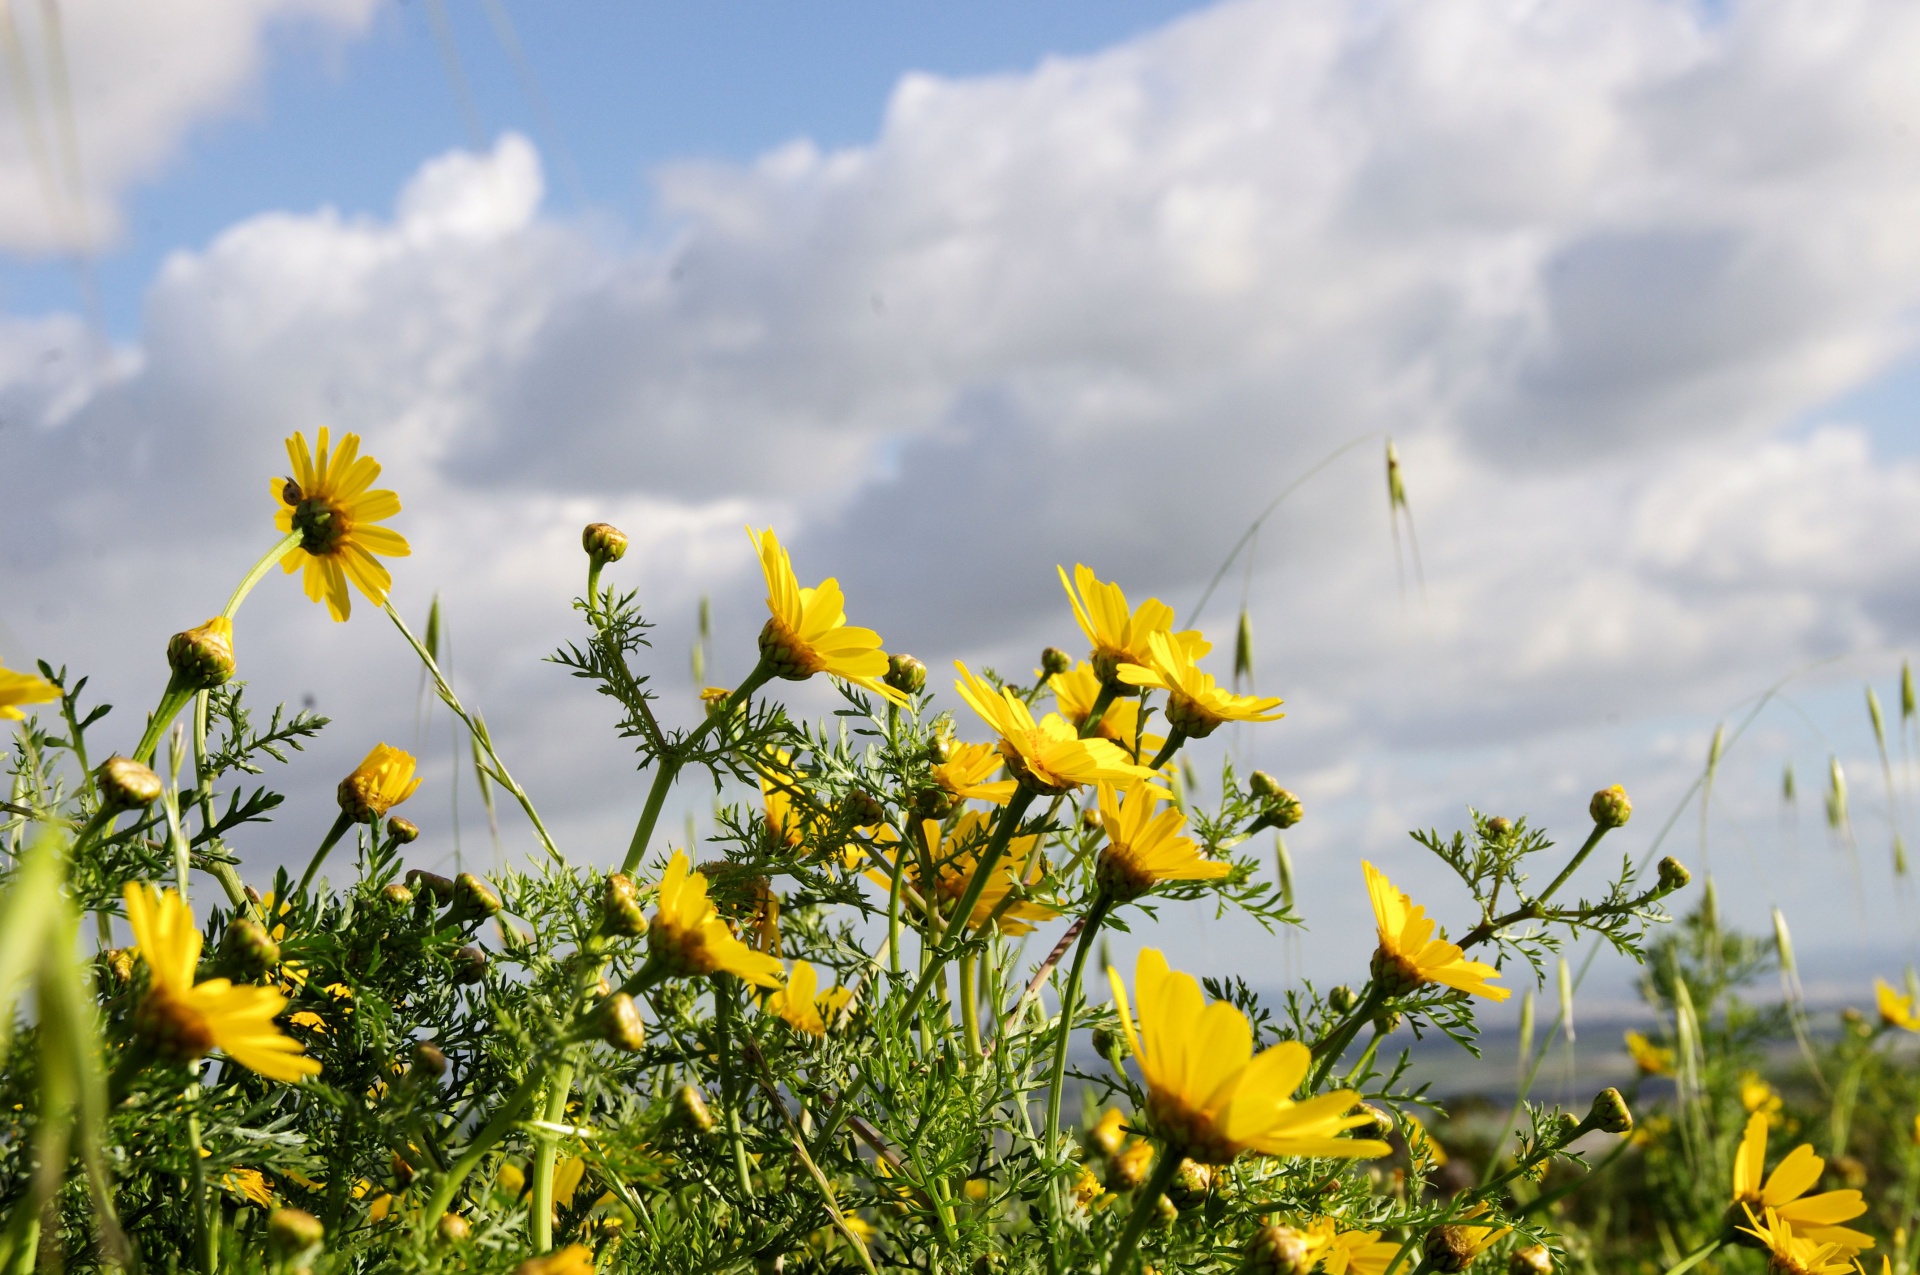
left=1741, top=1071, right=1784, bottom=1120
left=749, top=527, right=907, bottom=706
left=930, top=739, right=1017, bottom=806
left=1105, top=949, right=1390, bottom=1165
left=166, top=616, right=237, bottom=690
left=337, top=744, right=422, bottom=822
left=1058, top=564, right=1196, bottom=689
left=1117, top=630, right=1284, bottom=738
left=648, top=851, right=785, bottom=988
left=1090, top=1107, right=1128, bottom=1158
left=219, top=1167, right=274, bottom=1208
left=514, top=1246, right=596, bottom=1275
left=1364, top=861, right=1509, bottom=1002
left=1071, top=1164, right=1108, bottom=1209
left=954, top=664, right=1152, bottom=794
left=1094, top=781, right=1230, bottom=902
left=1247, top=1220, right=1334, bottom=1274
left=884, top=653, right=927, bottom=695
left=1624, top=1030, right=1673, bottom=1076
left=1731, top=1112, right=1872, bottom=1255
left=1737, top=1205, right=1862, bottom=1275
left=124, top=883, right=320, bottom=1082
left=0, top=658, right=58, bottom=721
left=766, top=959, right=852, bottom=1036
left=1422, top=1210, right=1511, bottom=1272
left=1874, top=979, right=1920, bottom=1032
left=1323, top=1227, right=1402, bottom=1275
left=1052, top=661, right=1163, bottom=760
left=274, top=428, right=410, bottom=622
left=757, top=750, right=811, bottom=854
left=1111, top=1138, right=1154, bottom=1189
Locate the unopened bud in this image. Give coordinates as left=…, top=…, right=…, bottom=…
left=1040, top=647, right=1073, bottom=677
left=1510, top=1245, right=1552, bottom=1275
left=1248, top=771, right=1280, bottom=798
left=926, top=726, right=956, bottom=764
left=675, top=1084, right=716, bottom=1133
left=885, top=654, right=927, bottom=695
left=913, top=788, right=954, bottom=820
left=1423, top=1226, right=1480, bottom=1273
left=1155, top=1194, right=1178, bottom=1225
left=166, top=617, right=236, bottom=690
left=97, top=756, right=162, bottom=810
left=218, top=917, right=280, bottom=980
left=412, top=1042, right=448, bottom=1080
left=1657, top=857, right=1691, bottom=892
left=1248, top=1224, right=1315, bottom=1275
left=98, top=947, right=135, bottom=991
left=603, top=872, right=647, bottom=937
left=450, top=945, right=488, bottom=986
left=436, top=1212, right=471, bottom=1244
left=1353, top=1103, right=1393, bottom=1139
left=1585, top=1087, right=1632, bottom=1135
left=451, top=872, right=502, bottom=921
left=582, top=522, right=628, bottom=564
left=383, top=882, right=415, bottom=908
left=1486, top=816, right=1514, bottom=839
left=407, top=870, right=455, bottom=906
left=266, top=1207, right=324, bottom=1259
left=602, top=993, right=647, bottom=1052
left=1553, top=1113, right=1583, bottom=1143
left=1091, top=1025, right=1128, bottom=1060
left=1589, top=784, right=1632, bottom=829
left=387, top=817, right=420, bottom=845
left=392, top=1150, right=415, bottom=1188
left=1168, top=1158, right=1211, bottom=1206
left=1327, top=985, right=1358, bottom=1013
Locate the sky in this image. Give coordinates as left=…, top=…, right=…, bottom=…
left=3, top=0, right=1920, bottom=1027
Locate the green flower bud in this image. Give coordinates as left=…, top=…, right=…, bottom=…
left=1589, top=784, right=1632, bottom=829
left=266, top=1207, right=324, bottom=1260
left=1422, top=1226, right=1480, bottom=1273
left=166, top=617, right=236, bottom=691
left=412, top=1041, right=448, bottom=1080
left=601, top=992, right=647, bottom=1053
left=1091, top=1024, right=1128, bottom=1060
left=1486, top=816, right=1514, bottom=839
left=842, top=789, right=887, bottom=828
left=885, top=653, right=927, bottom=695
left=1327, top=985, right=1358, bottom=1013
left=451, top=945, right=487, bottom=986
left=1040, top=646, right=1073, bottom=677
left=1248, top=1224, right=1315, bottom=1275
left=1155, top=1193, right=1178, bottom=1226
left=1248, top=771, right=1280, bottom=798
left=451, top=872, right=502, bottom=921
left=1657, top=857, right=1691, bottom=892
left=97, top=947, right=134, bottom=992
left=217, top=917, right=280, bottom=981
left=386, top=817, right=420, bottom=845
left=1553, top=1113, right=1583, bottom=1143
left=1510, top=1245, right=1553, bottom=1275
left=382, top=882, right=415, bottom=908
left=436, top=1212, right=472, bottom=1244
left=1168, top=1157, right=1212, bottom=1206
left=582, top=522, right=628, bottom=564
left=1585, top=1087, right=1632, bottom=1135
left=407, top=870, right=455, bottom=907
left=97, top=756, right=162, bottom=810
left=602, top=872, right=648, bottom=937
left=675, top=1083, right=716, bottom=1133
left=913, top=787, right=955, bottom=820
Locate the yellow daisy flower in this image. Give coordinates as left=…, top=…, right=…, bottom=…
left=647, top=851, right=785, bottom=988
left=1051, top=662, right=1163, bottom=760
left=750, top=527, right=907, bottom=706
left=124, top=883, right=320, bottom=1083
left=1116, top=630, right=1284, bottom=739
left=0, top=658, right=59, bottom=721
left=217, top=1166, right=274, bottom=1208
left=766, top=959, right=852, bottom=1036
left=1731, top=1112, right=1873, bottom=1255
left=336, top=743, right=422, bottom=822
left=273, top=428, right=409, bottom=622
left=1874, top=978, right=1920, bottom=1032
left=1363, top=861, right=1509, bottom=1003
left=1624, top=1030, right=1674, bottom=1077
left=930, top=740, right=1017, bottom=806
left=757, top=750, right=810, bottom=854
left=514, top=1245, right=596, bottom=1275
left=1058, top=564, right=1197, bottom=688
left=1738, top=1205, right=1863, bottom=1275
left=1094, top=782, right=1229, bottom=901
left=1105, top=948, right=1390, bottom=1165
left=1323, top=1226, right=1402, bottom=1275
left=868, top=814, right=1060, bottom=935
left=1423, top=1210, right=1512, bottom=1270
left=954, top=664, right=1152, bottom=795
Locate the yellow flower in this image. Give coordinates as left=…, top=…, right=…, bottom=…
left=0, top=659, right=58, bottom=721
left=1051, top=661, right=1163, bottom=760
left=273, top=428, right=409, bottom=622
left=217, top=1167, right=274, bottom=1208
left=648, top=851, right=785, bottom=988
left=1058, top=564, right=1197, bottom=688
left=1741, top=1071, right=1783, bottom=1120
left=1875, top=978, right=1920, bottom=1032
left=930, top=740, right=1017, bottom=806
left=553, top=1156, right=587, bottom=1209
left=869, top=813, right=1060, bottom=935
left=1071, top=1164, right=1108, bottom=1209
left=1110, top=1138, right=1154, bottom=1189
left=954, top=663, right=1153, bottom=795
left=1732, top=1112, right=1873, bottom=1255
left=1363, top=861, right=1509, bottom=1002
left=750, top=527, right=907, bottom=706
left=757, top=750, right=811, bottom=854
left=1323, top=1226, right=1402, bottom=1275
left=124, top=883, right=320, bottom=1082
left=1105, top=948, right=1390, bottom=1165
left=1424, top=1210, right=1511, bottom=1269
left=766, top=959, right=853, bottom=1036
left=514, top=1245, right=596, bottom=1275
left=1738, top=1205, right=1864, bottom=1275
left=1094, top=782, right=1230, bottom=901
left=1116, top=630, right=1284, bottom=739
left=1089, top=1107, right=1129, bottom=1158
left=1624, top=1030, right=1674, bottom=1077
left=336, top=743, right=421, bottom=822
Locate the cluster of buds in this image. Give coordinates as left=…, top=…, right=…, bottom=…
left=884, top=653, right=926, bottom=696
left=217, top=917, right=281, bottom=982
left=1245, top=772, right=1303, bottom=832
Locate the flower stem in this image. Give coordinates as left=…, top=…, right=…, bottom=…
left=1078, top=685, right=1118, bottom=739
left=295, top=812, right=355, bottom=897
left=132, top=676, right=193, bottom=766
left=220, top=529, right=303, bottom=620
left=619, top=661, right=774, bottom=875
left=416, top=1063, right=549, bottom=1240
left=186, top=1098, right=213, bottom=1274
left=1659, top=1238, right=1722, bottom=1275
left=529, top=1056, right=577, bottom=1250
left=959, top=953, right=982, bottom=1059
left=1307, top=982, right=1386, bottom=1091
left=714, top=976, right=756, bottom=1199
left=1044, top=891, right=1111, bottom=1232
left=1106, top=1149, right=1181, bottom=1274
left=1534, top=821, right=1613, bottom=908
left=1148, top=730, right=1189, bottom=772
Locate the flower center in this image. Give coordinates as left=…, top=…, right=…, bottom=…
left=134, top=987, right=216, bottom=1065
left=1096, top=845, right=1157, bottom=903
left=1145, top=1086, right=1240, bottom=1165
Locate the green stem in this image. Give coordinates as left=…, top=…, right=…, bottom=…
left=220, top=530, right=303, bottom=620
left=585, top=560, right=605, bottom=622
left=295, top=812, right=355, bottom=897
left=132, top=677, right=193, bottom=767
left=619, top=662, right=775, bottom=875
left=1534, top=822, right=1612, bottom=908
left=959, top=953, right=983, bottom=1060
left=714, top=977, right=756, bottom=1198
left=1106, top=1149, right=1182, bottom=1274
left=1147, top=730, right=1189, bottom=772
left=528, top=1057, right=577, bottom=1250
left=416, top=1064, right=549, bottom=1239
left=1660, top=1239, right=1722, bottom=1275
left=1307, top=983, right=1387, bottom=1091
left=1078, top=684, right=1118, bottom=739
left=1043, top=895, right=1111, bottom=1169
left=886, top=831, right=908, bottom=978
left=187, top=1101, right=213, bottom=1273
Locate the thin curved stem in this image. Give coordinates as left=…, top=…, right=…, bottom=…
left=221, top=529, right=303, bottom=620
left=415, top=1064, right=549, bottom=1238
left=1043, top=892, right=1112, bottom=1234
left=1106, top=1149, right=1182, bottom=1274
left=295, top=812, right=355, bottom=897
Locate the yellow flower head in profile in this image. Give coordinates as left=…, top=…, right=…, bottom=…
left=514, top=1245, right=596, bottom=1275
left=1094, top=782, right=1230, bottom=902
left=1051, top=662, right=1162, bottom=760
left=1106, top=949, right=1390, bottom=1166
left=1363, top=861, right=1509, bottom=1002
left=648, top=851, right=785, bottom=988
left=765, top=959, right=852, bottom=1036
left=930, top=740, right=1017, bottom=806
left=868, top=814, right=1059, bottom=935
left=1424, top=1210, right=1512, bottom=1271
left=1731, top=1111, right=1873, bottom=1255
left=336, top=743, right=422, bottom=823
left=756, top=750, right=812, bottom=854
left=1737, top=1205, right=1864, bottom=1275
left=0, top=658, right=59, bottom=721
left=954, top=664, right=1153, bottom=795
left=1624, top=1030, right=1674, bottom=1077
left=1117, top=631, right=1283, bottom=739
left=1059, top=564, right=1197, bottom=689
left=273, top=428, right=409, bottom=622
left=123, top=883, right=320, bottom=1083
left=750, top=527, right=907, bottom=706
left=1874, top=978, right=1920, bottom=1032
left=1322, top=1226, right=1402, bottom=1275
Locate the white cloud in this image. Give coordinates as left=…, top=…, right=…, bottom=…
left=7, top=0, right=1920, bottom=989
